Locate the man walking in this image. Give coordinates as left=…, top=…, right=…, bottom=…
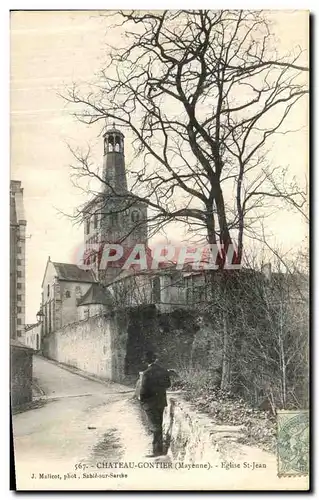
left=140, top=351, right=171, bottom=457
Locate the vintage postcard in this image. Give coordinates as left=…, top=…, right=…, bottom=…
left=10, top=10, right=309, bottom=491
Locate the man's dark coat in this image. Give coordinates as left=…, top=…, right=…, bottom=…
left=140, top=362, right=171, bottom=408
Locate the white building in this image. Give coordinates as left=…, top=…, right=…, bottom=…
left=41, top=258, right=96, bottom=333
left=24, top=323, right=41, bottom=351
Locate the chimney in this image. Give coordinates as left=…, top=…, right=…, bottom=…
left=261, top=263, right=271, bottom=281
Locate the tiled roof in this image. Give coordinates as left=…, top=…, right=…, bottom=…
left=78, top=283, right=113, bottom=306
left=52, top=262, right=96, bottom=283
left=25, top=323, right=39, bottom=331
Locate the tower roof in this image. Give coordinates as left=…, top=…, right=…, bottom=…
left=77, top=282, right=113, bottom=306
left=103, top=122, right=124, bottom=137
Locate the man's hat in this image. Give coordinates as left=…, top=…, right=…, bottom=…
left=145, top=350, right=157, bottom=363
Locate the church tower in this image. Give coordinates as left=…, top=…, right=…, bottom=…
left=102, top=125, right=127, bottom=193
left=83, top=124, right=148, bottom=284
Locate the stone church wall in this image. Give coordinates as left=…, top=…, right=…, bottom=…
left=77, top=303, right=108, bottom=321
left=42, top=306, right=201, bottom=382
left=42, top=314, right=129, bottom=382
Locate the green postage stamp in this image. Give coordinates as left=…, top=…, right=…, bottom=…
left=277, top=410, right=309, bottom=477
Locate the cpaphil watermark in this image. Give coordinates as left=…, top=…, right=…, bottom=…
left=72, top=242, right=242, bottom=272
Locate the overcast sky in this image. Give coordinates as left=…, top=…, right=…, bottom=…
left=10, top=10, right=308, bottom=323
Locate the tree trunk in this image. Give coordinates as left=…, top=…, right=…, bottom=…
left=215, top=187, right=231, bottom=247
left=221, top=309, right=230, bottom=391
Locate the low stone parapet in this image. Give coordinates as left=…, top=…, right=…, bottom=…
left=163, top=394, right=223, bottom=462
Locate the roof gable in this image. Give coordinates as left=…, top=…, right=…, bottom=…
left=53, top=262, right=96, bottom=283
left=41, top=257, right=55, bottom=288
left=42, top=259, right=96, bottom=288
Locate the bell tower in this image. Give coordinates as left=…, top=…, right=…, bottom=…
left=83, top=123, right=148, bottom=284
left=102, top=124, right=127, bottom=193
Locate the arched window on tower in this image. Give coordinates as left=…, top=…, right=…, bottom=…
left=104, top=129, right=124, bottom=154
left=108, top=136, right=115, bottom=152
left=114, top=134, right=122, bottom=152
left=131, top=210, right=140, bottom=223
left=111, top=213, right=118, bottom=227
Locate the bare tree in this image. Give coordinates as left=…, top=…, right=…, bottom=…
left=63, top=9, right=308, bottom=262
left=108, top=271, right=153, bottom=308
left=183, top=251, right=308, bottom=409
left=233, top=257, right=309, bottom=409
